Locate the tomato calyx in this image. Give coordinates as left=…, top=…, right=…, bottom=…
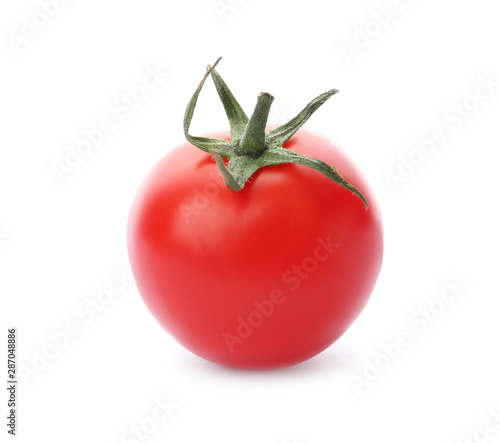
left=183, top=57, right=368, bottom=209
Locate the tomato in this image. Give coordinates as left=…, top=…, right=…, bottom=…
left=127, top=59, right=383, bottom=369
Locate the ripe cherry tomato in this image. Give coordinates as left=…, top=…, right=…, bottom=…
left=127, top=60, right=383, bottom=369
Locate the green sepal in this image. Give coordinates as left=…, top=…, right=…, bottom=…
left=183, top=58, right=368, bottom=209
left=208, top=66, right=249, bottom=141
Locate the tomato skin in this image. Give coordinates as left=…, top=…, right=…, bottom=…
left=127, top=128, right=383, bottom=369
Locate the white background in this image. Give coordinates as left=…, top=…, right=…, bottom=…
left=1, top=0, right=500, bottom=442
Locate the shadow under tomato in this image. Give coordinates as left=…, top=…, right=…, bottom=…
left=174, top=340, right=358, bottom=381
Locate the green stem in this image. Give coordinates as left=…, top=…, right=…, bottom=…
left=239, top=93, right=274, bottom=158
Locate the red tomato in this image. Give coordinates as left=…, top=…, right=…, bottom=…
left=127, top=127, right=383, bottom=369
